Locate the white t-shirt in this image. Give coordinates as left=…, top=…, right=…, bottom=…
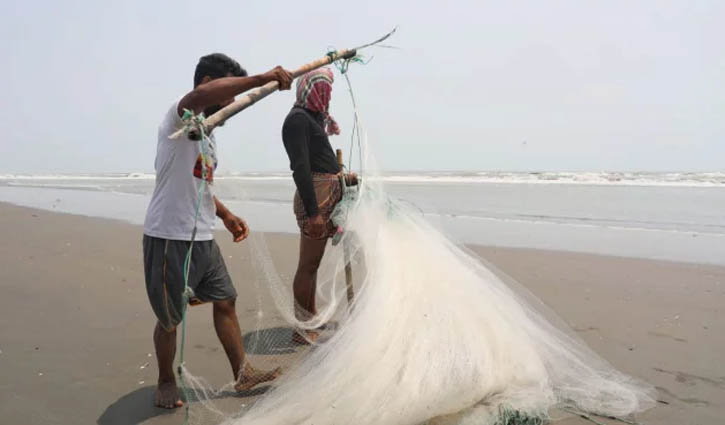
left=143, top=100, right=218, bottom=241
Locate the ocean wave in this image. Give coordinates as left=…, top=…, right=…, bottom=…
left=5, top=182, right=105, bottom=191
left=382, top=171, right=725, bottom=187
left=0, top=172, right=156, bottom=180
left=1, top=171, right=723, bottom=187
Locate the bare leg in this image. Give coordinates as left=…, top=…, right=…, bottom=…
left=153, top=322, right=183, bottom=409
left=213, top=299, right=246, bottom=379
left=212, top=298, right=281, bottom=391
left=292, top=236, right=328, bottom=343
left=293, top=236, right=328, bottom=318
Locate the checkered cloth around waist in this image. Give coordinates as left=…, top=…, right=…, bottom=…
left=293, top=172, right=342, bottom=239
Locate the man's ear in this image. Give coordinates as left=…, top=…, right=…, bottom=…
left=201, top=75, right=212, bottom=85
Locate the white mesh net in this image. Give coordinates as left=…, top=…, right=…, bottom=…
left=177, top=66, right=656, bottom=425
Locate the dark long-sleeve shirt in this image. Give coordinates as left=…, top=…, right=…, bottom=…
left=282, top=107, right=340, bottom=217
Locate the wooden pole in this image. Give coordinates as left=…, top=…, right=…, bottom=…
left=170, top=26, right=397, bottom=140
left=172, top=49, right=357, bottom=140
left=337, top=149, right=355, bottom=308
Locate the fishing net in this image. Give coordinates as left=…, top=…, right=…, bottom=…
left=173, top=59, right=656, bottom=425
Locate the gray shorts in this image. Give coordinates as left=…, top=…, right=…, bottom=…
left=143, top=235, right=237, bottom=330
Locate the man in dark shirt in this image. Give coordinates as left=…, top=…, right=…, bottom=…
left=282, top=68, right=351, bottom=343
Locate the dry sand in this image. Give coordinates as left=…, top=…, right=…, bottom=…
left=0, top=202, right=723, bottom=425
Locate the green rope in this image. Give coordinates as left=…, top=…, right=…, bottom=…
left=493, top=406, right=548, bottom=425
left=177, top=109, right=211, bottom=424
left=327, top=48, right=370, bottom=175
left=328, top=48, right=372, bottom=75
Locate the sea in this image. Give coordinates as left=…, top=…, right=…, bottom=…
left=2, top=171, right=724, bottom=265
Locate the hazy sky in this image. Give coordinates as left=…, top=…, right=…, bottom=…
left=1, top=0, right=723, bottom=173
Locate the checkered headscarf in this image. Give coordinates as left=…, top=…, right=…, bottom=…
left=294, top=68, right=340, bottom=135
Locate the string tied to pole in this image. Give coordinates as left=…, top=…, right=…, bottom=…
left=176, top=107, right=212, bottom=424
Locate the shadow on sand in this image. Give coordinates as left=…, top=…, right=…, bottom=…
left=97, top=385, right=271, bottom=425
left=97, top=386, right=176, bottom=425
left=242, top=326, right=301, bottom=355
left=98, top=326, right=302, bottom=424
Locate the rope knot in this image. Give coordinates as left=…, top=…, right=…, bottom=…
left=175, top=108, right=208, bottom=142
left=327, top=48, right=371, bottom=75
left=182, top=286, right=196, bottom=304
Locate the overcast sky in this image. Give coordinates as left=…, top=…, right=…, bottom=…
left=1, top=0, right=723, bottom=173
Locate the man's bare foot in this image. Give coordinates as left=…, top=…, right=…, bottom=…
left=291, top=329, right=319, bottom=345
left=155, top=380, right=183, bottom=409
left=234, top=365, right=282, bottom=392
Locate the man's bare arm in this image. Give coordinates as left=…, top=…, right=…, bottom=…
left=214, top=196, right=232, bottom=220
left=178, top=66, right=293, bottom=116
left=214, top=196, right=249, bottom=242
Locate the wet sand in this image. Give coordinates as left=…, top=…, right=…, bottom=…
left=0, top=202, right=722, bottom=424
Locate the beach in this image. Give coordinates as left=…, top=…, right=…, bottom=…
left=4, top=1, right=723, bottom=422
left=0, top=201, right=723, bottom=424
left=3, top=0, right=723, bottom=422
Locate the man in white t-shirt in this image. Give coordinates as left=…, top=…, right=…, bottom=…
left=143, top=53, right=293, bottom=409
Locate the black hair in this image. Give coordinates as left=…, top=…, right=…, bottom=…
left=193, top=53, right=247, bottom=87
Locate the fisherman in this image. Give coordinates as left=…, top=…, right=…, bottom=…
left=282, top=68, right=356, bottom=343
left=143, top=53, right=293, bottom=409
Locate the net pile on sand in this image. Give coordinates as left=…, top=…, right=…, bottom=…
left=177, top=61, right=655, bottom=425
